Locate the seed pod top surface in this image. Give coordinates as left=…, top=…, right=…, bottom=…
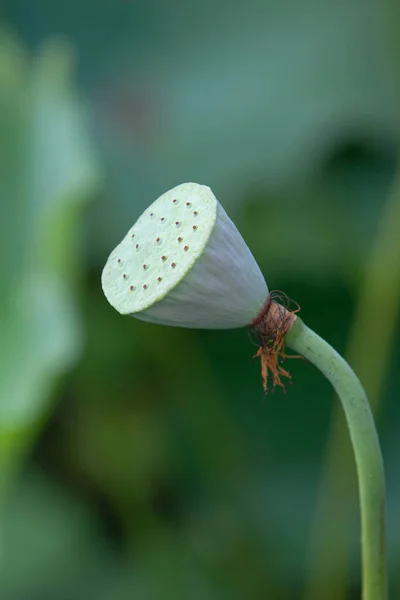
left=101, top=182, right=217, bottom=315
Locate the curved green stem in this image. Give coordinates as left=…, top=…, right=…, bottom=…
left=285, top=317, right=387, bottom=600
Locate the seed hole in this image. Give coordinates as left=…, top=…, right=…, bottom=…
left=117, top=258, right=121, bottom=263
left=143, top=284, right=148, bottom=289
left=161, top=217, right=165, bottom=222
left=136, top=244, right=139, bottom=250
left=157, top=277, right=162, bottom=282
left=130, top=285, right=135, bottom=291
left=193, top=225, right=197, bottom=231
left=123, top=274, right=127, bottom=279
left=177, top=237, right=183, bottom=242
left=193, top=211, right=198, bottom=216
left=175, top=221, right=180, bottom=227
left=186, top=202, right=191, bottom=207
left=184, top=245, right=189, bottom=251
left=161, top=255, right=167, bottom=261
left=171, top=262, right=176, bottom=268
left=173, top=199, right=177, bottom=203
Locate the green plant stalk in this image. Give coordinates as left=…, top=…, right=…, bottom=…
left=285, top=317, right=387, bottom=600
left=302, top=167, right=400, bottom=600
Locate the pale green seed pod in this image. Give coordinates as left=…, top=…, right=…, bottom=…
left=101, top=183, right=268, bottom=329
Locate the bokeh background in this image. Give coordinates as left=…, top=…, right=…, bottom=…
left=1, top=2, right=400, bottom=599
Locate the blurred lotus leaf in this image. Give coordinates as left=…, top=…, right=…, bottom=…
left=0, top=468, right=108, bottom=598
left=0, top=31, right=100, bottom=488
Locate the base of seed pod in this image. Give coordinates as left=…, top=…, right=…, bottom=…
left=250, top=291, right=302, bottom=394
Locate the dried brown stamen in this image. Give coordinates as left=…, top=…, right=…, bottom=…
left=250, top=292, right=302, bottom=394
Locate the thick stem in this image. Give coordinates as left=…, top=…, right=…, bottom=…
left=285, top=317, right=387, bottom=600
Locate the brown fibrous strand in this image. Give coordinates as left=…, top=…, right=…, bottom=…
left=250, top=292, right=302, bottom=395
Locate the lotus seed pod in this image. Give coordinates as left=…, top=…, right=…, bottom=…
left=101, top=182, right=268, bottom=329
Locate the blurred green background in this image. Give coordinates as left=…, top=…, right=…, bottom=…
left=1, top=2, right=400, bottom=599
